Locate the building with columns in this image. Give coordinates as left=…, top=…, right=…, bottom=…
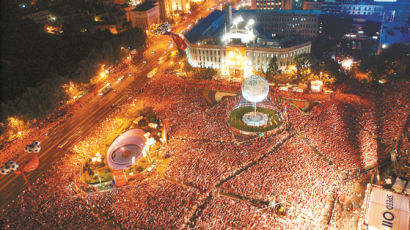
left=184, top=7, right=314, bottom=80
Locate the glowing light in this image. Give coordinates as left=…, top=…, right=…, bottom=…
left=341, top=59, right=353, bottom=70
left=248, top=19, right=255, bottom=26
left=286, top=65, right=297, bottom=73
left=233, top=16, right=244, bottom=26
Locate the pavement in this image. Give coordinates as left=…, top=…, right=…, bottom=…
left=0, top=0, right=220, bottom=210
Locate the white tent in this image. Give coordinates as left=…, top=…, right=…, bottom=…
left=392, top=177, right=407, bottom=193
left=310, top=80, right=323, bottom=93
left=365, top=186, right=409, bottom=230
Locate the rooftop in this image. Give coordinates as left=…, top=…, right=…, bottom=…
left=133, top=1, right=158, bottom=11
left=185, top=9, right=311, bottom=47
left=236, top=9, right=322, bottom=15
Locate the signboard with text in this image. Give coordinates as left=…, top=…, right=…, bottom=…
left=366, top=187, right=409, bottom=230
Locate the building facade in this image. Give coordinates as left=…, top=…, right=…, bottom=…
left=340, top=4, right=384, bottom=16
left=159, top=0, right=190, bottom=20
left=256, top=10, right=321, bottom=39
left=186, top=41, right=311, bottom=78
left=130, top=1, right=160, bottom=29
left=184, top=8, right=313, bottom=80
left=251, top=0, right=293, bottom=10
left=303, top=1, right=322, bottom=10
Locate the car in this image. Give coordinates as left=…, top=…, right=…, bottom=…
left=110, top=104, right=116, bottom=108
left=118, top=76, right=125, bottom=81
left=151, top=51, right=155, bottom=54
left=143, top=60, right=147, bottom=64
left=58, top=140, right=68, bottom=149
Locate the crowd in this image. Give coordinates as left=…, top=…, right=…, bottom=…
left=375, top=82, right=409, bottom=159
left=85, top=177, right=202, bottom=229
left=221, top=137, right=343, bottom=225
left=196, top=195, right=318, bottom=229
left=0, top=73, right=407, bottom=229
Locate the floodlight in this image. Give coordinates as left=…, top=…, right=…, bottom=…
left=248, top=19, right=255, bottom=26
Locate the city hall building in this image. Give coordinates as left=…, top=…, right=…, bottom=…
left=184, top=6, right=319, bottom=80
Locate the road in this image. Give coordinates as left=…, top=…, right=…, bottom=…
left=0, top=0, right=220, bottom=210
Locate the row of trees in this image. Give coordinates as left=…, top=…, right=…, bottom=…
left=264, top=53, right=340, bottom=85
left=263, top=43, right=409, bottom=86
left=1, top=27, right=145, bottom=122
left=1, top=6, right=146, bottom=137
left=359, top=44, right=410, bottom=82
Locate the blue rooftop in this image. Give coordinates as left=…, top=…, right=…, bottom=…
left=185, top=10, right=225, bottom=44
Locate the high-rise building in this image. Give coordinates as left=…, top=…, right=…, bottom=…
left=251, top=0, right=294, bottom=10
left=129, top=1, right=161, bottom=29
left=257, top=9, right=321, bottom=38
left=303, top=1, right=322, bottom=10
left=158, top=0, right=190, bottom=20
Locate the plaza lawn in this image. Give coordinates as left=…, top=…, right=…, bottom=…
left=83, top=167, right=113, bottom=184
left=228, top=106, right=282, bottom=133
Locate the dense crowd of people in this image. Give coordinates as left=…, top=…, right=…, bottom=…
left=221, top=137, right=343, bottom=226
left=0, top=73, right=408, bottom=229
left=196, top=195, right=318, bottom=229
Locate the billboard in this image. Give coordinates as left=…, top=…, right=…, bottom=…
left=366, top=187, right=409, bottom=230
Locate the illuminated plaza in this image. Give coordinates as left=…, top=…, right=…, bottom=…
left=0, top=0, right=409, bottom=229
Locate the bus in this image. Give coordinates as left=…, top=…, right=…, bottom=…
left=147, top=68, right=158, bottom=79
left=98, top=83, right=112, bottom=96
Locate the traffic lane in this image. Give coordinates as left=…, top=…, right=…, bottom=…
left=0, top=14, right=188, bottom=207
left=0, top=60, right=155, bottom=208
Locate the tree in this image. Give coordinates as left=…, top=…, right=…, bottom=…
left=359, top=44, right=410, bottom=82
left=266, top=56, right=279, bottom=76
left=293, top=53, right=318, bottom=76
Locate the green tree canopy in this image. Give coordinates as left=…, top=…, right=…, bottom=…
left=359, top=44, right=410, bottom=82
left=266, top=56, right=279, bottom=76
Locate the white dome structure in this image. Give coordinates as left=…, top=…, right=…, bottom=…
left=107, top=129, right=146, bottom=170
left=241, top=75, right=269, bottom=103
